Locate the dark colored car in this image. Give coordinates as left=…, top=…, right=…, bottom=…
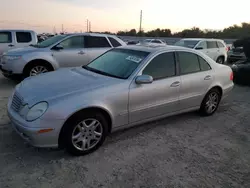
left=231, top=60, right=250, bottom=85
left=227, top=47, right=246, bottom=64
left=127, top=40, right=139, bottom=45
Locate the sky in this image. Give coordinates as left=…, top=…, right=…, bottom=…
left=0, top=0, right=249, bottom=34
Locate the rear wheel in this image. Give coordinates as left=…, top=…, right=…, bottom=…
left=62, top=112, right=109, bottom=156
left=216, top=56, right=224, bottom=64
left=200, top=88, right=221, bottom=116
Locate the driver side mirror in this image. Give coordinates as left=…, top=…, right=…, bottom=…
left=135, top=75, right=153, bottom=84
left=195, top=47, right=203, bottom=50
left=52, top=44, right=64, bottom=50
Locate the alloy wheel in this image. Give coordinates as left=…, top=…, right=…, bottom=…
left=205, top=92, right=219, bottom=114
left=72, top=118, right=103, bottom=151
left=30, top=66, right=48, bottom=76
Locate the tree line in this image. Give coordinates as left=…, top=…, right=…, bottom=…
left=100, top=22, right=250, bottom=39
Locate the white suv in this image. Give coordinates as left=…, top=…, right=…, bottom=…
left=175, top=38, right=228, bottom=64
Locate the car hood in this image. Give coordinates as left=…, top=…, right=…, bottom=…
left=16, top=67, right=119, bottom=106
left=6, top=46, right=46, bottom=55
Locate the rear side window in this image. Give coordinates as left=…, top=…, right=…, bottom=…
left=198, top=56, right=211, bottom=71
left=16, top=32, right=32, bottom=43
left=178, top=52, right=200, bottom=74
left=151, top=40, right=162, bottom=44
left=85, top=36, right=111, bottom=48
left=207, top=41, right=218, bottom=49
left=108, top=37, right=122, bottom=47
left=143, top=52, right=176, bottom=80
left=217, top=41, right=225, bottom=48
left=0, top=32, right=12, bottom=43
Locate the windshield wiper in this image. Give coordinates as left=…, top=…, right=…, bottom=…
left=82, top=65, right=123, bottom=79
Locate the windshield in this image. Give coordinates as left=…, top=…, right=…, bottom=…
left=174, top=40, right=200, bottom=48
left=144, top=39, right=152, bottom=43
left=83, top=48, right=150, bottom=79
left=33, top=35, right=67, bottom=48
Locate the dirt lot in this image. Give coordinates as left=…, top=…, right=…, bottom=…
left=0, top=74, right=250, bottom=188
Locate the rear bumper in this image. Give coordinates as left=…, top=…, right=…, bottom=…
left=222, top=83, right=234, bottom=100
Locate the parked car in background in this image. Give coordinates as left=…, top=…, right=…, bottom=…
left=127, top=40, right=140, bottom=45
left=0, top=33, right=126, bottom=79
left=7, top=45, right=234, bottom=155
left=227, top=46, right=246, bottom=64
left=0, top=29, right=37, bottom=55
left=231, top=60, right=250, bottom=85
left=174, top=38, right=228, bottom=64
left=139, top=39, right=167, bottom=46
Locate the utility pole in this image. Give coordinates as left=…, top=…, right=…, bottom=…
left=61, top=24, right=64, bottom=33
left=87, top=19, right=89, bottom=32
left=89, top=21, right=91, bottom=32
left=139, top=10, right=142, bottom=34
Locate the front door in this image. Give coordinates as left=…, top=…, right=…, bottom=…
left=176, top=51, right=213, bottom=109
left=52, top=35, right=88, bottom=68
left=129, top=52, right=181, bottom=123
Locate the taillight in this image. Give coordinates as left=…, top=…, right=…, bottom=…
left=230, top=71, right=234, bottom=81
left=226, top=47, right=230, bottom=51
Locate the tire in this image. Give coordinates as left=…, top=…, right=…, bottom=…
left=63, top=112, right=109, bottom=156
left=23, top=62, right=52, bottom=79
left=216, top=56, right=224, bottom=64
left=199, top=88, right=221, bottom=116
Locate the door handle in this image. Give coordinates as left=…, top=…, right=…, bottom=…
left=8, top=44, right=14, bottom=47
left=78, top=51, right=85, bottom=55
left=170, top=81, right=180, bottom=87
left=204, top=75, right=211, bottom=80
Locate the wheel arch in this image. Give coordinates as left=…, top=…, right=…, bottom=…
left=23, top=59, right=55, bottom=74
left=58, top=106, right=113, bottom=148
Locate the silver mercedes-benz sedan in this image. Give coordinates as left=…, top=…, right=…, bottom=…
left=7, top=45, right=234, bottom=155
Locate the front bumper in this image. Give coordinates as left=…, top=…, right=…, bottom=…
left=7, top=104, right=64, bottom=148
left=0, top=58, right=26, bottom=75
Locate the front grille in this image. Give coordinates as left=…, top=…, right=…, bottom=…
left=11, top=92, right=23, bottom=112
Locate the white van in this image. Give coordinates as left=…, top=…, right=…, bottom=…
left=0, top=30, right=38, bottom=55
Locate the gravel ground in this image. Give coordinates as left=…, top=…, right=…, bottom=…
left=0, top=74, right=250, bottom=188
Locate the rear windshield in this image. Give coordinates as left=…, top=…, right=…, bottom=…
left=174, top=40, right=200, bottom=49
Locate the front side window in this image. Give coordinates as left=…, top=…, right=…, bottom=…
left=84, top=49, right=149, bottom=79
left=59, top=36, right=84, bottom=49
left=85, top=36, right=111, bottom=48
left=207, top=41, right=218, bottom=49
left=108, top=37, right=122, bottom=47
left=143, top=52, right=176, bottom=80
left=175, top=40, right=200, bottom=49
left=16, top=32, right=32, bottom=43
left=0, top=32, right=12, bottom=43
left=35, top=35, right=68, bottom=48
left=196, top=41, right=207, bottom=49
left=178, top=52, right=200, bottom=74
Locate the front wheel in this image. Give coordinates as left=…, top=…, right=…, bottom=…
left=23, top=63, right=51, bottom=78
left=63, top=112, right=109, bottom=156
left=200, top=88, right=221, bottom=116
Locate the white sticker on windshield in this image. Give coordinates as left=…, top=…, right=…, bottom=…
left=126, top=56, right=142, bottom=63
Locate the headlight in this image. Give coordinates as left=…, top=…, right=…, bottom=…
left=26, top=102, right=48, bottom=121
left=5, top=55, right=21, bottom=61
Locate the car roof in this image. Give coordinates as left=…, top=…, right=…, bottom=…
left=0, top=29, right=36, bottom=33
left=181, top=38, right=224, bottom=42
left=117, top=44, right=188, bottom=53
left=63, top=32, right=119, bottom=38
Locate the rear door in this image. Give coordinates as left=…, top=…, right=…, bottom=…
left=217, top=41, right=227, bottom=58
left=14, top=31, right=34, bottom=48
left=0, top=31, right=14, bottom=55
left=176, top=51, right=213, bottom=110
left=83, top=36, right=112, bottom=65
left=206, top=41, right=220, bottom=60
